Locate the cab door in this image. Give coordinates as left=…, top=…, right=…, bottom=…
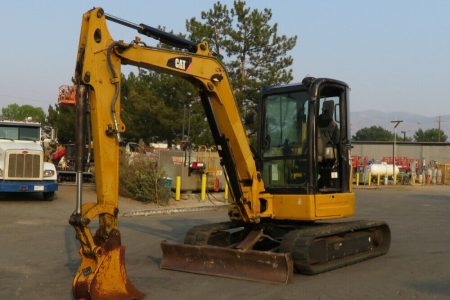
left=312, top=80, right=353, bottom=218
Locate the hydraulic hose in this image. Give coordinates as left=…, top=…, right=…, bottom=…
left=106, top=41, right=124, bottom=142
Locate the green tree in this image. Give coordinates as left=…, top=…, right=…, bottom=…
left=115, top=1, right=296, bottom=147
left=46, top=104, right=76, bottom=143
left=186, top=2, right=231, bottom=57
left=120, top=72, right=211, bottom=147
left=186, top=0, right=297, bottom=111
left=414, top=128, right=448, bottom=142
left=2, top=104, right=46, bottom=124
left=352, top=126, right=394, bottom=141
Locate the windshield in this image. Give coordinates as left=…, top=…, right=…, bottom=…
left=261, top=91, right=309, bottom=188
left=0, top=125, right=40, bottom=141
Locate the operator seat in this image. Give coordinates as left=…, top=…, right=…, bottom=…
left=317, top=100, right=340, bottom=191
left=317, top=100, right=339, bottom=162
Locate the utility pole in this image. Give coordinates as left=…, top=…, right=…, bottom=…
left=391, top=120, right=403, bottom=184
left=434, top=115, right=450, bottom=142
left=187, top=103, right=192, bottom=144
left=182, top=105, right=186, bottom=140
left=183, top=92, right=192, bottom=141
left=438, top=115, right=441, bottom=142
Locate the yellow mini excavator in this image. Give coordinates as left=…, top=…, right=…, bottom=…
left=69, top=7, right=390, bottom=299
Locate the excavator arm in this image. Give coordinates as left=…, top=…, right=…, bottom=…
left=69, top=7, right=282, bottom=300
left=75, top=7, right=269, bottom=223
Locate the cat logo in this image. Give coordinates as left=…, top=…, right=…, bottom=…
left=167, top=57, right=192, bottom=71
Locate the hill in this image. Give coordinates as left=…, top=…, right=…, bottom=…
left=350, top=110, right=450, bottom=140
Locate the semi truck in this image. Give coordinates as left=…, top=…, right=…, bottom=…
left=0, top=120, right=58, bottom=200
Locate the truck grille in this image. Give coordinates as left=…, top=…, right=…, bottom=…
left=7, top=153, right=41, bottom=179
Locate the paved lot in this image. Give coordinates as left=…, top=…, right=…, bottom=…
left=0, top=184, right=449, bottom=299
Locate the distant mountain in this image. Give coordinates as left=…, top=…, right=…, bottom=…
left=350, top=110, right=450, bottom=140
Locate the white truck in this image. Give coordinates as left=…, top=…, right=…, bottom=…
left=0, top=120, right=58, bottom=200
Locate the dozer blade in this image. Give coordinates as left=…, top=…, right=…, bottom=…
left=73, top=238, right=144, bottom=300
left=160, top=240, right=294, bottom=284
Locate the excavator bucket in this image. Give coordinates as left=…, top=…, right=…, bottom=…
left=72, top=243, right=144, bottom=300
left=160, top=241, right=294, bottom=284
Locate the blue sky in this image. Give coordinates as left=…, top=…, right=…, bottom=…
left=0, top=0, right=449, bottom=117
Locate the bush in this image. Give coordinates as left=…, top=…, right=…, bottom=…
left=119, top=152, right=171, bottom=204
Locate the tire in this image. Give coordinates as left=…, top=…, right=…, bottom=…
left=43, top=192, right=55, bottom=201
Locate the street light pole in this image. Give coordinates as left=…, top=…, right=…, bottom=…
left=187, top=103, right=192, bottom=144
left=391, top=120, right=403, bottom=184
left=401, top=130, right=406, bottom=142
left=182, top=105, right=186, bottom=140
left=183, top=92, right=192, bottom=141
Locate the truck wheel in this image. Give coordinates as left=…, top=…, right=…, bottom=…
left=43, top=192, right=55, bottom=201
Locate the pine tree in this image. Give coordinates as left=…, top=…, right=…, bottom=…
left=46, top=104, right=76, bottom=143
left=116, top=1, right=297, bottom=147
left=120, top=71, right=202, bottom=147
left=186, top=0, right=297, bottom=112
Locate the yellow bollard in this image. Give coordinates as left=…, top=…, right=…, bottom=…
left=368, top=172, right=372, bottom=186
left=201, top=174, right=207, bottom=201
left=394, top=173, right=397, bottom=185
left=175, top=176, right=181, bottom=201
left=356, top=173, right=360, bottom=187
left=377, top=173, right=381, bottom=186
left=224, top=182, right=228, bottom=200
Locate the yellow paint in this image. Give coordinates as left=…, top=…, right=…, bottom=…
left=73, top=245, right=143, bottom=300
left=201, top=174, right=207, bottom=201
left=270, top=193, right=354, bottom=221
left=175, top=176, right=181, bottom=201
left=224, top=182, right=228, bottom=200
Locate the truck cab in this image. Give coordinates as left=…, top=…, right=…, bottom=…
left=0, top=120, right=58, bottom=200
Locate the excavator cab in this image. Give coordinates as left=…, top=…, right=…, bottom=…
left=258, top=78, right=350, bottom=195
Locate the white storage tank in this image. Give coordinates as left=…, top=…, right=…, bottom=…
left=363, top=163, right=399, bottom=183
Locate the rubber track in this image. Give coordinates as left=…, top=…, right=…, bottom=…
left=279, top=220, right=391, bottom=274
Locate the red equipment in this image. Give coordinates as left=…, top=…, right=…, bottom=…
left=58, top=85, right=76, bottom=105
